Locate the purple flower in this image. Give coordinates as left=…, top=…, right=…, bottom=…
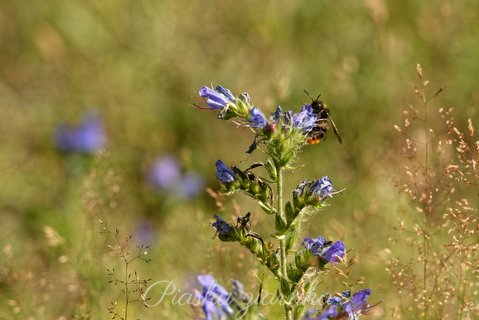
left=149, top=155, right=182, bottom=189
left=212, top=215, right=233, bottom=236
left=216, top=160, right=235, bottom=183
left=199, top=85, right=235, bottom=110
left=343, top=288, right=372, bottom=314
left=55, top=114, right=106, bottom=154
left=310, top=176, right=334, bottom=198
left=322, top=241, right=345, bottom=263
left=292, top=105, right=318, bottom=132
left=248, top=107, right=267, bottom=129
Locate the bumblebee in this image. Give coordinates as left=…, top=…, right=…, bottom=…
left=304, top=91, right=342, bottom=144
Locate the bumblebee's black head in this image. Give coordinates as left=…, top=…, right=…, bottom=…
left=304, top=90, right=325, bottom=112
left=304, top=90, right=328, bottom=115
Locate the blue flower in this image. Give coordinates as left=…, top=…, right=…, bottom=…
left=215, top=85, right=236, bottom=101
left=292, top=105, right=318, bottom=132
left=302, top=237, right=326, bottom=255
left=55, top=114, right=106, bottom=154
left=302, top=237, right=345, bottom=264
left=179, top=171, right=205, bottom=199
left=212, top=215, right=233, bottom=236
left=270, top=106, right=282, bottom=124
left=302, top=288, right=372, bottom=320
left=318, top=306, right=340, bottom=320
left=310, top=176, right=334, bottom=199
left=284, top=110, right=293, bottom=126
left=248, top=107, right=267, bottom=129
left=326, top=296, right=342, bottom=306
left=322, top=241, right=345, bottom=263
left=215, top=160, right=235, bottom=183
left=196, top=274, right=234, bottom=319
left=199, top=86, right=235, bottom=110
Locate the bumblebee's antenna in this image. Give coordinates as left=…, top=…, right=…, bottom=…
left=304, top=90, right=314, bottom=101
left=304, top=90, right=321, bottom=102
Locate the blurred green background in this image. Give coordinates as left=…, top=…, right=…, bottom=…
left=1, top=0, right=478, bottom=319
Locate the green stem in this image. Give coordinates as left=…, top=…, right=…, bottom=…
left=277, top=166, right=293, bottom=320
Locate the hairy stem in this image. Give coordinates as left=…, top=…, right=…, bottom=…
left=276, top=166, right=293, bottom=320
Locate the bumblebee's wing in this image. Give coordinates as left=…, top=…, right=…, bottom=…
left=328, top=116, right=342, bottom=144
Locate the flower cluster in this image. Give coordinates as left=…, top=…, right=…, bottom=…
left=196, top=84, right=372, bottom=319
left=302, top=288, right=372, bottom=320
left=197, top=85, right=319, bottom=167
left=193, top=274, right=250, bottom=320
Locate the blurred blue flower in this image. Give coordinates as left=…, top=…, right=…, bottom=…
left=134, top=220, right=156, bottom=247
left=215, top=160, right=235, bottom=183
left=179, top=171, right=205, bottom=199
left=310, top=176, right=334, bottom=198
left=248, top=107, right=267, bottom=129
left=55, top=114, right=106, bottom=154
left=199, top=85, right=235, bottom=110
left=196, top=274, right=234, bottom=319
left=231, top=279, right=249, bottom=303
left=292, top=105, right=318, bottom=132
left=149, top=155, right=182, bottom=189
left=149, top=155, right=204, bottom=199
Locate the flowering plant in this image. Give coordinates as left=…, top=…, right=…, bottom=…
left=195, top=85, right=372, bottom=320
